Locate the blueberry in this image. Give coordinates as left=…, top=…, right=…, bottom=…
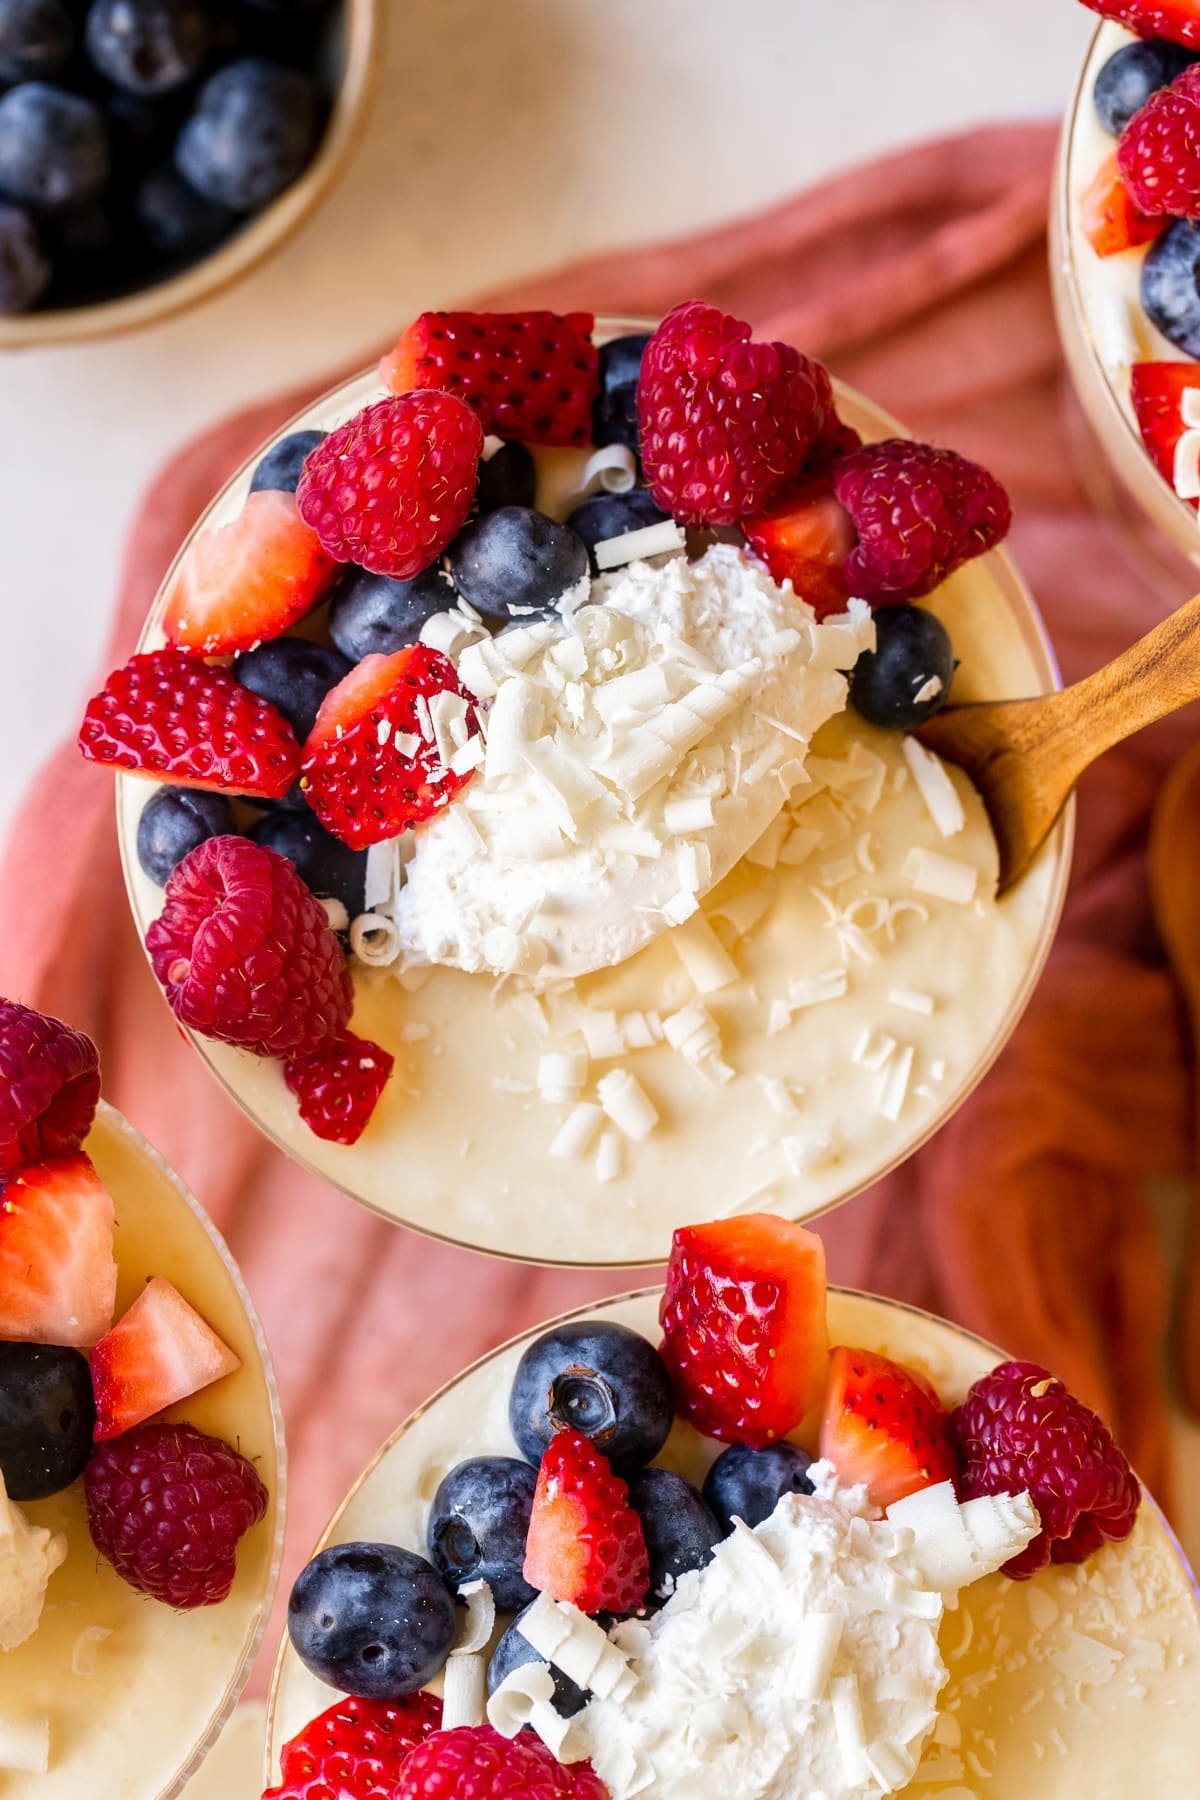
left=509, top=1321, right=674, bottom=1473
left=0, top=84, right=110, bottom=212
left=135, top=163, right=231, bottom=259
left=488, top=1603, right=589, bottom=1717
left=0, top=200, right=48, bottom=311
left=593, top=333, right=649, bottom=453
left=250, top=811, right=367, bottom=917
left=1093, top=38, right=1197, bottom=137
left=0, top=0, right=73, bottom=83
left=702, top=1442, right=815, bottom=1534
left=450, top=506, right=589, bottom=622
left=599, top=333, right=650, bottom=394
left=628, top=1467, right=721, bottom=1608
left=1142, top=219, right=1200, bottom=357
left=848, top=606, right=956, bottom=731
left=249, top=428, right=325, bottom=496
left=427, top=1457, right=537, bottom=1612
left=476, top=440, right=536, bottom=514
left=0, top=1343, right=95, bottom=1501
left=566, top=489, right=670, bottom=571
left=136, top=786, right=237, bottom=886
left=85, top=0, right=211, bottom=96
left=232, top=637, right=349, bottom=744
left=175, top=57, right=319, bottom=213
left=329, top=565, right=456, bottom=661
left=288, top=1541, right=456, bottom=1699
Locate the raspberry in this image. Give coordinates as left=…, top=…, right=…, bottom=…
left=831, top=438, right=1012, bottom=605
left=381, top=309, right=599, bottom=448
left=297, top=392, right=483, bottom=579
left=397, top=1725, right=608, bottom=1800
left=1119, top=62, right=1200, bottom=218
left=284, top=1030, right=394, bottom=1145
left=636, top=300, right=836, bottom=526
left=954, top=1361, right=1141, bottom=1580
left=78, top=648, right=301, bottom=799
left=84, top=1421, right=268, bottom=1608
left=0, top=1000, right=99, bottom=1175
left=145, top=835, right=352, bottom=1060
left=266, top=1693, right=442, bottom=1800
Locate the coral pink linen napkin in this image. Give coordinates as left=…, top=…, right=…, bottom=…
left=2, top=124, right=1194, bottom=1677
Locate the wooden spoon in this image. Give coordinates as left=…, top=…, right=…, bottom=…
left=917, top=591, right=1200, bottom=895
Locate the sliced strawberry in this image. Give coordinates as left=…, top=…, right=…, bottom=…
left=819, top=1345, right=958, bottom=1509
left=523, top=1427, right=649, bottom=1614
left=301, top=644, right=480, bottom=849
left=267, top=1693, right=443, bottom=1800
left=1131, top=360, right=1200, bottom=506
left=284, top=1031, right=395, bottom=1145
left=1082, top=0, right=1200, bottom=51
left=742, top=475, right=856, bottom=619
left=164, top=489, right=337, bottom=657
left=90, top=1276, right=241, bottom=1442
left=1080, top=153, right=1166, bottom=258
left=0, top=1152, right=117, bottom=1347
left=658, top=1213, right=829, bottom=1447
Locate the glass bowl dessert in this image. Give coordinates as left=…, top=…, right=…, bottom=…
left=0, top=1004, right=284, bottom=1799
left=264, top=1214, right=1198, bottom=1799
left=97, top=306, right=1071, bottom=1267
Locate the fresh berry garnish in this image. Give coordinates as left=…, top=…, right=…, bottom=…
left=0, top=1152, right=116, bottom=1348
left=396, top=1725, right=608, bottom=1800
left=628, top=1466, right=721, bottom=1608
left=701, top=1441, right=815, bottom=1533
left=819, top=1345, right=958, bottom=1510
left=1131, top=357, right=1200, bottom=501
left=164, top=490, right=337, bottom=657
left=848, top=605, right=955, bottom=730
left=427, top=1456, right=538, bottom=1612
left=251, top=812, right=367, bottom=919
left=448, top=506, right=589, bottom=622
left=1141, top=216, right=1200, bottom=352
left=743, top=473, right=856, bottom=618
left=380, top=309, right=599, bottom=449
left=265, top=1693, right=443, bottom=1800
left=283, top=1030, right=394, bottom=1146
left=1119, top=61, right=1200, bottom=216
left=79, top=649, right=301, bottom=799
left=0, top=82, right=108, bottom=211
left=1094, top=37, right=1198, bottom=136
left=249, top=429, right=326, bottom=497
left=659, top=1213, right=829, bottom=1447
left=85, top=0, right=210, bottom=97
left=90, top=1276, right=240, bottom=1442
left=145, top=835, right=353, bottom=1059
left=0, top=1342, right=95, bottom=1501
left=522, top=1426, right=649, bottom=1614
left=0, top=200, right=49, bottom=313
left=832, top=438, right=1013, bottom=605
left=488, top=1602, right=589, bottom=1717
left=954, top=1360, right=1141, bottom=1579
left=297, top=392, right=483, bottom=579
left=232, top=638, right=352, bottom=744
left=136, top=786, right=238, bottom=887
left=637, top=300, right=836, bottom=526
left=288, top=1541, right=456, bottom=1697
left=566, top=488, right=670, bottom=572
left=0, top=0, right=74, bottom=85
left=593, top=330, right=651, bottom=454
left=1083, top=0, right=1200, bottom=54
left=135, top=160, right=232, bottom=259
left=0, top=998, right=100, bottom=1174
left=509, top=1319, right=674, bottom=1472
left=85, top=1420, right=268, bottom=1607
left=476, top=440, right=537, bottom=513
left=1081, top=151, right=1167, bottom=254
left=300, top=644, right=480, bottom=849
left=176, top=58, right=319, bottom=212
left=329, top=565, right=455, bottom=661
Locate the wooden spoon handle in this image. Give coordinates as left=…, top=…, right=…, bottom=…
left=1067, top=591, right=1200, bottom=762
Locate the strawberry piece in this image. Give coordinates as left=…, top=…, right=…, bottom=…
left=163, top=489, right=337, bottom=657
left=381, top=309, right=599, bottom=448
left=1081, top=153, right=1167, bottom=256
left=523, top=1427, right=649, bottom=1614
left=301, top=644, right=480, bottom=849
left=284, top=1030, right=394, bottom=1145
left=743, top=475, right=857, bottom=619
left=79, top=649, right=301, bottom=799
left=819, top=1345, right=958, bottom=1509
left=659, top=1213, right=829, bottom=1447
left=266, top=1693, right=443, bottom=1800
left=0, top=1152, right=117, bottom=1347
left=1083, top=0, right=1200, bottom=53
left=1131, top=360, right=1200, bottom=504
left=90, top=1276, right=241, bottom=1442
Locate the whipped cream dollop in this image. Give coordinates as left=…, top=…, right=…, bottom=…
left=387, top=546, right=874, bottom=982
left=0, top=1471, right=66, bottom=1654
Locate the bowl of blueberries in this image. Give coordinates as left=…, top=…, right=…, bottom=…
left=0, top=0, right=379, bottom=343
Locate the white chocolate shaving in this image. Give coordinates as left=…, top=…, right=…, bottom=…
left=442, top=1652, right=488, bottom=1730
left=901, top=738, right=965, bottom=838
left=549, top=1101, right=604, bottom=1161
left=903, top=847, right=978, bottom=905
left=669, top=915, right=740, bottom=993
left=70, top=1625, right=112, bottom=1677
left=593, top=519, right=686, bottom=570
left=597, top=1068, right=659, bottom=1140
left=0, top=1713, right=50, bottom=1774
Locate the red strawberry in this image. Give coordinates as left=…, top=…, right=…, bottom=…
left=1131, top=360, right=1200, bottom=504
left=0, top=1152, right=117, bottom=1347
left=301, top=644, right=480, bottom=849
left=91, top=1276, right=241, bottom=1442
left=1081, top=153, right=1167, bottom=256
left=284, top=1030, right=394, bottom=1145
left=659, top=1213, right=829, bottom=1447
left=381, top=309, right=599, bottom=448
left=743, top=474, right=857, bottom=619
left=819, top=1346, right=958, bottom=1510
left=79, top=649, right=301, bottom=799
left=523, top=1427, right=649, bottom=1614
left=266, top=1693, right=443, bottom=1800
left=1083, top=0, right=1200, bottom=49
left=163, top=489, right=337, bottom=657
